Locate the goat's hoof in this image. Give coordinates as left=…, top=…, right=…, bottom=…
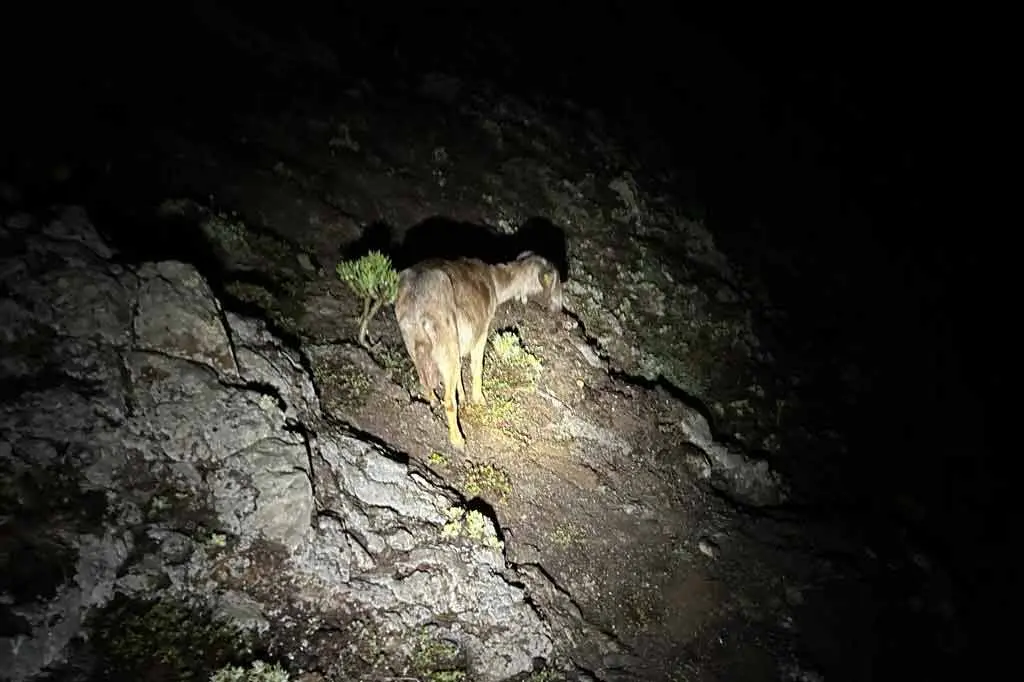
left=471, top=394, right=486, bottom=405
left=450, top=435, right=466, bottom=452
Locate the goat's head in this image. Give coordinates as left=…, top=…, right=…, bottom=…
left=516, top=251, right=563, bottom=312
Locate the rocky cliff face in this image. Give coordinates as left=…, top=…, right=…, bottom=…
left=1, top=208, right=556, bottom=681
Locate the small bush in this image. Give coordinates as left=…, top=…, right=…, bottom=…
left=209, top=660, right=290, bottom=682
left=440, top=506, right=503, bottom=551
left=336, top=251, right=400, bottom=348
left=336, top=250, right=399, bottom=303
left=463, top=461, right=512, bottom=501
left=488, top=330, right=541, bottom=371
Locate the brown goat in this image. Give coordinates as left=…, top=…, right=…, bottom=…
left=394, top=252, right=563, bottom=451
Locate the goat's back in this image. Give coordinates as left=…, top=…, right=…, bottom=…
left=395, top=266, right=454, bottom=344
left=436, top=260, right=499, bottom=351
left=395, top=258, right=498, bottom=359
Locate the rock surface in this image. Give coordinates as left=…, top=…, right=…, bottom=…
left=0, top=208, right=555, bottom=681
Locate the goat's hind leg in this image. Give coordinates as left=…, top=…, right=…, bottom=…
left=440, top=357, right=467, bottom=451
left=417, top=370, right=438, bottom=406
left=469, top=334, right=487, bottom=405
left=455, top=361, right=467, bottom=404
left=411, top=358, right=438, bottom=406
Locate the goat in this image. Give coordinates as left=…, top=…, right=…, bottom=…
left=394, top=252, right=563, bottom=451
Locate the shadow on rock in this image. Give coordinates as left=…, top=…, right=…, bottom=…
left=340, top=215, right=569, bottom=279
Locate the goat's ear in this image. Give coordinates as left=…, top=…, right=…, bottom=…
left=516, top=250, right=535, bottom=261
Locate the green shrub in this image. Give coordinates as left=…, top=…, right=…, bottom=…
left=463, top=461, right=512, bottom=501
left=489, top=330, right=541, bottom=370
left=209, top=660, right=290, bottom=682
left=336, top=251, right=400, bottom=348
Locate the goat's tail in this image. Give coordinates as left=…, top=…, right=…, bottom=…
left=414, top=318, right=439, bottom=389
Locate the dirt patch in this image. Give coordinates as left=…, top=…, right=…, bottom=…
left=296, top=275, right=805, bottom=677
